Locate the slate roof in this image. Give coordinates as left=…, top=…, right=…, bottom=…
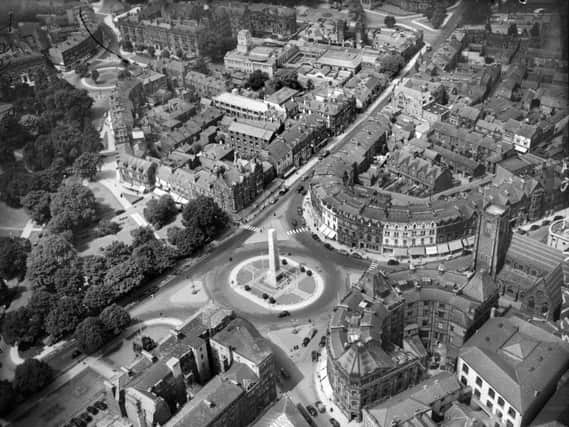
left=212, top=318, right=272, bottom=365
left=459, top=317, right=569, bottom=413
left=531, top=381, right=569, bottom=427
left=461, top=269, right=498, bottom=303
left=252, top=397, right=311, bottom=427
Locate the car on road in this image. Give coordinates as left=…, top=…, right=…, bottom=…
left=94, top=401, right=107, bottom=411
left=315, top=401, right=326, bottom=413
left=330, top=418, right=341, bottom=427
left=79, top=413, right=92, bottom=423
left=554, top=215, right=564, bottom=221
left=306, top=405, right=318, bottom=417
left=278, top=310, right=290, bottom=318
left=529, top=224, right=540, bottom=231
left=297, top=185, right=305, bottom=193
left=279, top=187, right=288, bottom=195
left=542, top=219, right=551, bottom=226
left=70, top=418, right=86, bottom=427
left=302, top=337, right=310, bottom=347
left=517, top=228, right=527, bottom=235
left=71, top=349, right=82, bottom=359
left=311, top=329, right=318, bottom=339
left=324, top=243, right=334, bottom=251
left=292, top=219, right=298, bottom=227
left=351, top=252, right=363, bottom=259
left=319, top=335, right=327, bottom=347
left=312, top=233, right=320, bottom=241
left=270, top=198, right=278, bottom=204
left=297, top=207, right=303, bottom=214
left=387, top=259, right=399, bottom=266
left=86, top=406, right=98, bottom=415
left=302, top=175, right=310, bottom=181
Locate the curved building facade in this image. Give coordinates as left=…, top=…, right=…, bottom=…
left=309, top=114, right=483, bottom=259
left=548, top=218, right=569, bottom=252
left=326, top=268, right=498, bottom=421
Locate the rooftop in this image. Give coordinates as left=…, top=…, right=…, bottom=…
left=252, top=397, right=311, bottom=427
left=459, top=317, right=569, bottom=413
left=212, top=318, right=272, bottom=365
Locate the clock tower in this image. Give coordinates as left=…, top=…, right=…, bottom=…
left=474, top=204, right=512, bottom=278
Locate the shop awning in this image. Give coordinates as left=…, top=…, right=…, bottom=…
left=319, top=223, right=336, bottom=240
left=393, top=247, right=408, bottom=258
left=426, top=246, right=438, bottom=256
left=437, top=243, right=450, bottom=254
left=449, top=240, right=463, bottom=252
left=409, top=246, right=426, bottom=256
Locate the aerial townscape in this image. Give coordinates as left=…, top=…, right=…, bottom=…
left=0, top=0, right=569, bottom=426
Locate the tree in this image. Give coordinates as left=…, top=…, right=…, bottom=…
left=182, top=196, right=229, bottom=241
left=0, top=237, right=31, bottom=281
left=74, top=317, right=108, bottom=354
left=306, top=79, right=315, bottom=90
left=99, top=304, right=131, bottom=335
left=132, top=240, right=176, bottom=277
left=52, top=259, right=85, bottom=297
left=175, top=48, right=185, bottom=59
left=101, top=241, right=132, bottom=266
left=81, top=255, right=108, bottom=287
left=0, top=115, right=31, bottom=151
left=72, top=152, right=102, bottom=181
left=507, top=23, right=518, bottom=36
left=430, top=5, right=446, bottom=29
left=91, top=69, right=100, bottom=83
left=45, top=296, right=86, bottom=340
left=103, top=260, right=145, bottom=297
left=28, top=290, right=58, bottom=321
left=95, top=219, right=121, bottom=237
left=28, top=234, right=77, bottom=290
left=160, top=49, right=170, bottom=59
left=273, top=69, right=302, bottom=90
left=384, top=15, right=396, bottom=28
left=246, top=70, right=270, bottom=91
left=169, top=225, right=206, bottom=256
left=147, top=46, right=156, bottom=57
left=82, top=282, right=118, bottom=311
left=1, top=307, right=44, bottom=349
left=191, top=57, right=209, bottom=75
left=130, top=226, right=156, bottom=248
left=75, top=63, right=89, bottom=77
left=48, top=183, right=98, bottom=233
left=21, top=190, right=52, bottom=224
left=0, top=380, right=15, bottom=416
left=13, top=359, right=54, bottom=397
left=143, top=195, right=178, bottom=228
left=379, top=53, right=405, bottom=77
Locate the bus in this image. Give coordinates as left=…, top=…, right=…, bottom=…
left=282, top=167, right=297, bottom=180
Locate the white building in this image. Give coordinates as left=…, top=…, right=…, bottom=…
left=457, top=316, right=569, bottom=427
left=547, top=218, right=569, bottom=252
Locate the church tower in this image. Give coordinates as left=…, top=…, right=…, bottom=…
left=237, top=29, right=252, bottom=54
left=473, top=204, right=512, bottom=278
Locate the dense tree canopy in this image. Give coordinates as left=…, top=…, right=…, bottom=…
left=182, top=196, right=229, bottom=241
left=74, top=317, right=108, bottom=354
left=0, top=237, right=31, bottom=281
left=82, top=282, right=118, bottom=312
left=265, top=69, right=301, bottom=94
left=379, top=53, right=405, bottom=77
left=132, top=240, right=177, bottom=277
left=21, top=190, right=52, bottom=225
left=246, top=70, right=270, bottom=91
left=99, top=304, right=131, bottom=335
left=102, top=241, right=132, bottom=266
left=384, top=15, right=396, bottom=28
left=13, top=359, right=54, bottom=397
left=48, top=183, right=98, bottom=233
left=0, top=380, right=14, bottom=416
left=45, top=296, right=86, bottom=340
left=143, top=195, right=178, bottom=228
left=72, top=152, right=103, bottom=181
left=130, top=226, right=156, bottom=248
left=168, top=225, right=206, bottom=257
left=28, top=234, right=77, bottom=290
left=1, top=307, right=44, bottom=349
left=28, top=290, right=58, bottom=321
left=103, top=260, right=145, bottom=297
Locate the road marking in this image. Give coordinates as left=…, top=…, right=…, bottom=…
left=367, top=261, right=379, bottom=271
left=242, top=224, right=261, bottom=232
left=286, top=227, right=309, bottom=235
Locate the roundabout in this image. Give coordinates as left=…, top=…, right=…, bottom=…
left=80, top=66, right=123, bottom=91
left=228, top=254, right=324, bottom=312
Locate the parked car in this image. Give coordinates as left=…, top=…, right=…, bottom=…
left=79, top=413, right=92, bottom=423
left=517, top=228, right=527, bottom=235
left=297, top=185, right=305, bottom=193
left=330, top=418, right=341, bottom=427
left=311, top=329, right=318, bottom=339
left=306, top=405, right=318, bottom=417
left=71, top=349, right=82, bottom=359
left=324, top=243, right=334, bottom=251
left=297, top=207, right=303, bottom=215
left=315, top=401, right=326, bottom=413
left=86, top=406, right=98, bottom=415
left=70, top=418, right=86, bottom=427
left=312, top=233, right=320, bottom=241
left=553, top=215, right=564, bottom=221
left=351, top=252, right=363, bottom=259
left=278, top=310, right=290, bottom=318
left=279, top=187, right=288, bottom=195
left=542, top=219, right=551, bottom=226
left=387, top=259, right=399, bottom=266
left=302, top=337, right=310, bottom=347
left=94, top=401, right=107, bottom=411
left=529, top=224, right=539, bottom=231
left=319, top=335, right=327, bottom=347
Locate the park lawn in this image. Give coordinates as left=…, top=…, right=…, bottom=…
left=0, top=201, right=29, bottom=234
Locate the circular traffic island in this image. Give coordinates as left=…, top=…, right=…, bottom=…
left=229, top=255, right=324, bottom=312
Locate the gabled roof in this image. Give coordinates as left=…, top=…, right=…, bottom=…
left=252, top=397, right=311, bottom=427
left=461, top=269, right=498, bottom=303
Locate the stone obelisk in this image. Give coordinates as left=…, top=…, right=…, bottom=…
left=267, top=228, right=280, bottom=287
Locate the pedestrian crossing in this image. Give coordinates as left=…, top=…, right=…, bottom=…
left=242, top=224, right=261, bottom=232
left=286, top=227, right=309, bottom=235
left=367, top=261, right=379, bottom=272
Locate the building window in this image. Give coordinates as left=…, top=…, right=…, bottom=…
left=506, top=421, right=514, bottom=427
left=486, top=401, right=493, bottom=410
left=497, top=397, right=504, bottom=407
left=462, top=363, right=469, bottom=374
left=488, top=388, right=495, bottom=399
left=474, top=388, right=481, bottom=399
left=460, top=376, right=467, bottom=386
left=508, top=407, right=516, bottom=418
left=475, top=376, right=482, bottom=387
left=496, top=410, right=502, bottom=419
